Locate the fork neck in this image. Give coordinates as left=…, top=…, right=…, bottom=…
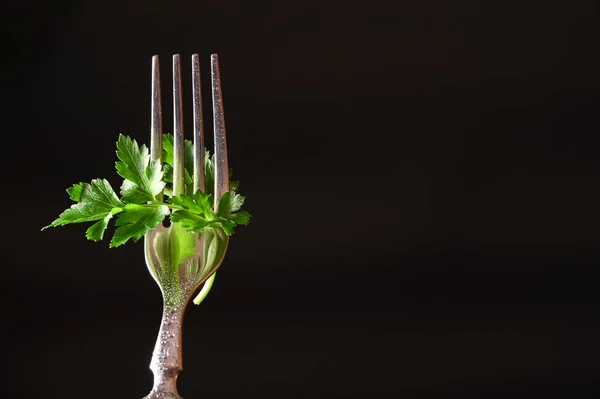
left=145, top=303, right=185, bottom=399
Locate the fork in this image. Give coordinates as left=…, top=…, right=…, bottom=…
left=142, top=53, right=230, bottom=399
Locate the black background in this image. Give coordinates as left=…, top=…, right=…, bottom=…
left=3, top=0, right=600, bottom=398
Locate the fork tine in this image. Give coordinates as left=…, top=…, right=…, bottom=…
left=172, top=54, right=185, bottom=196
left=192, top=54, right=205, bottom=193
left=211, top=54, right=229, bottom=208
left=150, top=55, right=163, bottom=201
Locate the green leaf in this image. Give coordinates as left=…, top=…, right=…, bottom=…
left=85, top=208, right=122, bottom=241
left=116, top=134, right=165, bottom=203
left=216, top=191, right=245, bottom=216
left=162, top=133, right=194, bottom=194
left=229, top=210, right=250, bottom=225
left=168, top=189, right=249, bottom=236
left=163, top=133, right=174, bottom=165
left=170, top=210, right=209, bottom=232
left=162, top=142, right=227, bottom=200
left=170, top=190, right=215, bottom=220
left=67, top=183, right=84, bottom=202
left=163, top=163, right=173, bottom=183
left=212, top=219, right=236, bottom=235
left=194, top=190, right=213, bottom=213
left=231, top=193, right=244, bottom=212
left=184, top=138, right=195, bottom=194
left=204, top=151, right=215, bottom=197
left=44, top=179, right=125, bottom=228
left=169, top=194, right=204, bottom=215
left=44, top=133, right=250, bottom=250
left=216, top=192, right=232, bottom=217
left=120, top=178, right=152, bottom=203
left=115, top=134, right=149, bottom=185
left=110, top=204, right=169, bottom=247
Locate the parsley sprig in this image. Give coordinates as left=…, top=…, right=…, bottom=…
left=43, top=134, right=250, bottom=247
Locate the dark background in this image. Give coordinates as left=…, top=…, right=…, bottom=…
left=2, top=0, right=600, bottom=397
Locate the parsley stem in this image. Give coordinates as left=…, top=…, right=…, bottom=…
left=139, top=202, right=186, bottom=212
left=193, top=273, right=216, bottom=305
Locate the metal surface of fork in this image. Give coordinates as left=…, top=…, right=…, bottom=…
left=142, top=53, right=230, bottom=399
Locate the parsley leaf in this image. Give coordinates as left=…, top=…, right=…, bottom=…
left=163, top=135, right=239, bottom=198
left=44, top=179, right=125, bottom=228
left=67, top=183, right=84, bottom=201
left=169, top=190, right=214, bottom=232
left=217, top=191, right=248, bottom=222
left=170, top=195, right=204, bottom=215
left=86, top=208, right=121, bottom=241
left=204, top=151, right=215, bottom=197
left=229, top=191, right=244, bottom=212
left=116, top=134, right=165, bottom=203
left=194, top=186, right=214, bottom=212
left=44, top=134, right=250, bottom=247
left=170, top=210, right=210, bottom=232
left=162, top=133, right=195, bottom=195
left=110, top=204, right=169, bottom=247
left=169, top=189, right=249, bottom=235
left=216, top=192, right=249, bottom=234
left=228, top=211, right=250, bottom=225
left=216, top=192, right=233, bottom=216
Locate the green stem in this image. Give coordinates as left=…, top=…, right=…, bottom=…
left=193, top=273, right=216, bottom=305
left=139, top=202, right=186, bottom=211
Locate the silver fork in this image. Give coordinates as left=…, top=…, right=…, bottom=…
left=142, top=53, right=230, bottom=399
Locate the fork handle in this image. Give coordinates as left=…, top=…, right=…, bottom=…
left=144, top=304, right=185, bottom=399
